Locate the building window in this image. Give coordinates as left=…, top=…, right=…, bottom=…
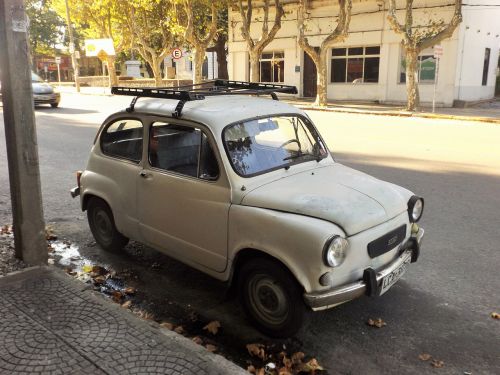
left=331, top=46, right=380, bottom=83
left=482, top=48, right=490, bottom=86
left=399, top=54, right=436, bottom=83
left=260, top=51, right=284, bottom=83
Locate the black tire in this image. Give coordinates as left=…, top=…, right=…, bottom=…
left=238, top=257, right=305, bottom=338
left=50, top=102, right=59, bottom=108
left=87, top=197, right=129, bottom=251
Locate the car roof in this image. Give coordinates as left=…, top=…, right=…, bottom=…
left=131, top=95, right=304, bottom=132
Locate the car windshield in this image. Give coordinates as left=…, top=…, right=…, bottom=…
left=223, top=115, right=328, bottom=177
left=31, top=72, right=43, bottom=82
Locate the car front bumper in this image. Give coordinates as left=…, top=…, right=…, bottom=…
left=33, top=92, right=60, bottom=105
left=303, top=228, right=424, bottom=310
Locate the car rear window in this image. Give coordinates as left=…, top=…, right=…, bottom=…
left=101, top=119, right=143, bottom=163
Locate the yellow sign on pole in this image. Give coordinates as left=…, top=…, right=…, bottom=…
left=97, top=50, right=108, bottom=62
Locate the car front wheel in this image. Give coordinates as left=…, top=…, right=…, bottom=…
left=239, top=258, right=305, bottom=338
left=87, top=197, right=129, bottom=251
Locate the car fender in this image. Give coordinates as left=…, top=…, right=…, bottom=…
left=80, top=170, right=139, bottom=240
left=228, top=205, right=345, bottom=293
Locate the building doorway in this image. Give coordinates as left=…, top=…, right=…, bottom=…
left=303, top=49, right=318, bottom=98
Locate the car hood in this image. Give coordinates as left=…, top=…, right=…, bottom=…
left=241, top=163, right=412, bottom=236
left=32, top=82, right=54, bottom=94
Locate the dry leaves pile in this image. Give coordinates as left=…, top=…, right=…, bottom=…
left=419, top=353, right=445, bottom=368
left=246, top=344, right=324, bottom=374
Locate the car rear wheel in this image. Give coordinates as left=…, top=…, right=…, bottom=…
left=238, top=258, right=305, bottom=338
left=50, top=103, right=59, bottom=108
left=87, top=197, right=128, bottom=251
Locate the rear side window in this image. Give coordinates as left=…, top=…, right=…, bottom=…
left=101, top=119, right=143, bottom=163
left=149, top=122, right=219, bottom=180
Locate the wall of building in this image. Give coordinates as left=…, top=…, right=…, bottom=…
left=454, top=1, right=500, bottom=102
left=228, top=0, right=500, bottom=106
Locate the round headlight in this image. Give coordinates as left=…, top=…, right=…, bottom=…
left=408, top=196, right=424, bottom=222
left=323, top=236, right=349, bottom=268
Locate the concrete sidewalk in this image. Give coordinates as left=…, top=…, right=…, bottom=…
left=0, top=267, right=245, bottom=375
left=55, top=85, right=500, bottom=124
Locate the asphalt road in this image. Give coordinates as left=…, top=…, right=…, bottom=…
left=1, top=94, right=499, bottom=374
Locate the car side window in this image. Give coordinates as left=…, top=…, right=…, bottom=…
left=101, top=119, right=143, bottom=163
left=149, top=122, right=219, bottom=180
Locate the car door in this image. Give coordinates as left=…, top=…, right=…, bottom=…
left=96, top=117, right=144, bottom=239
left=137, top=120, right=230, bottom=273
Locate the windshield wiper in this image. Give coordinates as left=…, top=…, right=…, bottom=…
left=283, top=152, right=315, bottom=162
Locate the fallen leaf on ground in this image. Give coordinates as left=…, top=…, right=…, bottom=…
left=299, top=358, right=324, bottom=372
left=160, top=322, right=174, bottom=330
left=111, top=291, right=123, bottom=303
left=1, top=225, right=12, bottom=235
left=256, top=368, right=265, bottom=375
left=45, top=227, right=57, bottom=241
left=121, top=300, right=132, bottom=309
left=419, top=353, right=432, bottom=361
left=82, top=264, right=93, bottom=273
left=431, top=359, right=445, bottom=368
left=205, top=344, right=217, bottom=352
left=47, top=245, right=54, bottom=253
left=48, top=259, right=55, bottom=265
left=367, top=318, right=387, bottom=328
left=203, top=320, right=221, bottom=335
left=291, top=351, right=305, bottom=365
left=247, top=365, right=256, bottom=374
left=192, top=336, right=203, bottom=345
left=278, top=368, right=293, bottom=375
left=124, top=287, right=136, bottom=295
left=282, top=356, right=292, bottom=369
left=174, top=325, right=184, bottom=334
left=93, top=275, right=106, bottom=285
left=491, top=312, right=500, bottom=320
left=246, top=343, right=266, bottom=360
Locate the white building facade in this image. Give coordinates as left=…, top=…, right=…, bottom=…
left=227, top=0, right=500, bottom=106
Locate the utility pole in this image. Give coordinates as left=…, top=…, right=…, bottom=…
left=0, top=0, right=47, bottom=265
left=64, top=0, right=80, bottom=92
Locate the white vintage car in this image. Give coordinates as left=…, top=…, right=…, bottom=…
left=71, top=81, right=424, bottom=337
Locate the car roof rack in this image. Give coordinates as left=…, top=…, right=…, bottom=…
left=111, top=80, right=298, bottom=118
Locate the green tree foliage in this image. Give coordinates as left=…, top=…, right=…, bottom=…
left=52, top=0, right=126, bottom=85
left=118, top=0, right=181, bottom=86
left=26, top=0, right=65, bottom=62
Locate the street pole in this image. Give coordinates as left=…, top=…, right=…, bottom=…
left=64, top=0, right=80, bottom=92
left=56, top=61, right=61, bottom=88
left=0, top=0, right=47, bottom=265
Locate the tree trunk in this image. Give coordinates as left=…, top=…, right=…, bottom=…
left=215, top=35, right=228, bottom=79
left=192, top=47, right=206, bottom=84
left=405, top=48, right=420, bottom=111
left=249, top=50, right=260, bottom=82
left=316, top=51, right=328, bottom=107
left=107, top=55, right=118, bottom=86
left=151, top=59, right=163, bottom=87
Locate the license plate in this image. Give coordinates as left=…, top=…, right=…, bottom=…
left=379, top=253, right=411, bottom=295
left=35, top=95, right=51, bottom=100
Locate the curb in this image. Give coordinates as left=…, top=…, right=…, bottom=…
left=294, top=104, right=500, bottom=124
